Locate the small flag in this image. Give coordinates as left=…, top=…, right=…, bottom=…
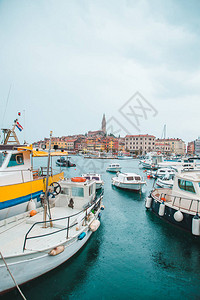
left=16, top=121, right=23, bottom=132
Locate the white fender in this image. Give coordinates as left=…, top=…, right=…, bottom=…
left=174, top=210, right=183, bottom=222
left=27, top=199, right=36, bottom=211
left=90, top=219, right=100, bottom=232
left=192, top=215, right=200, bottom=236
left=158, top=202, right=165, bottom=216
left=145, top=197, right=152, bottom=209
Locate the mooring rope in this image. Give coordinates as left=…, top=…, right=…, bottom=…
left=0, top=251, right=27, bottom=300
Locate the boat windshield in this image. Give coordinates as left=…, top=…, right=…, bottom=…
left=92, top=176, right=100, bottom=180
left=0, top=152, right=7, bottom=167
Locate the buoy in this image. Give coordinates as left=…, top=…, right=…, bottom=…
left=192, top=214, right=200, bottom=236
left=147, top=175, right=151, bottom=179
left=30, top=210, right=37, bottom=217
left=71, top=177, right=86, bottom=182
left=90, top=219, right=100, bottom=232
left=49, top=245, right=65, bottom=256
left=78, top=232, right=86, bottom=240
left=145, top=197, right=152, bottom=209
left=27, top=199, right=36, bottom=211
left=158, top=202, right=165, bottom=216
left=174, top=210, right=183, bottom=222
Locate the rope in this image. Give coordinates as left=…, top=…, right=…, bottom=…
left=0, top=251, right=27, bottom=300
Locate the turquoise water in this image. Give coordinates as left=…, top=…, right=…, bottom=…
left=2, top=158, right=200, bottom=300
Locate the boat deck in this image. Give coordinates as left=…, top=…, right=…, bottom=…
left=151, top=188, right=200, bottom=214
left=0, top=206, right=84, bottom=258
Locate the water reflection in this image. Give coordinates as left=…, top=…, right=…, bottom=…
left=146, top=211, right=200, bottom=274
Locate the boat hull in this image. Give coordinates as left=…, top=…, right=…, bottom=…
left=112, top=181, right=144, bottom=191
left=0, top=172, right=64, bottom=220
left=149, top=195, right=194, bottom=233
left=0, top=229, right=93, bottom=294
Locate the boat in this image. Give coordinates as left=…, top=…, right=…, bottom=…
left=149, top=167, right=175, bottom=179
left=0, top=145, right=65, bottom=221
left=117, top=154, right=133, bottom=160
left=81, top=173, right=104, bottom=190
left=156, top=173, right=175, bottom=189
left=0, top=131, right=104, bottom=294
left=0, top=176, right=104, bottom=294
left=158, top=158, right=196, bottom=169
left=140, top=152, right=164, bottom=170
left=112, top=172, right=146, bottom=191
left=56, top=157, right=76, bottom=167
left=145, top=170, right=200, bottom=236
left=106, top=163, right=122, bottom=173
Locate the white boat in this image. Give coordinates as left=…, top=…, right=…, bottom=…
left=146, top=170, right=200, bottom=236
left=81, top=173, right=104, bottom=190
left=0, top=177, right=104, bottom=294
left=156, top=174, right=175, bottom=189
left=106, top=163, right=121, bottom=173
left=117, top=155, right=133, bottom=160
left=158, top=158, right=196, bottom=169
left=112, top=172, right=146, bottom=191
left=140, top=152, right=164, bottom=169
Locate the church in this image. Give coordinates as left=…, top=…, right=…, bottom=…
left=87, top=114, right=106, bottom=137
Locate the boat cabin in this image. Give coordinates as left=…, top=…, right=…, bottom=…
left=55, top=179, right=97, bottom=210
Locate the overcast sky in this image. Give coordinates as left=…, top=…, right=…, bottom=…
left=0, top=0, right=199, bottom=144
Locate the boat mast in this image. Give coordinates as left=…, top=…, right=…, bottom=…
left=43, top=131, right=53, bottom=228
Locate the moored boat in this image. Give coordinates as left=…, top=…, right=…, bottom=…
left=146, top=170, right=200, bottom=236
left=106, top=163, right=121, bottom=173
left=0, top=145, right=65, bottom=220
left=0, top=170, right=104, bottom=294
left=81, top=173, right=104, bottom=190
left=56, top=157, right=76, bottom=167
left=112, top=172, right=146, bottom=192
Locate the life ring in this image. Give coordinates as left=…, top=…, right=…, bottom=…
left=71, top=177, right=86, bottom=182
left=157, top=151, right=161, bottom=155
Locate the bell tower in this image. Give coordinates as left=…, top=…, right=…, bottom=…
left=101, top=114, right=106, bottom=135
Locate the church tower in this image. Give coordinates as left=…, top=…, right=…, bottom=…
left=101, top=114, right=106, bottom=135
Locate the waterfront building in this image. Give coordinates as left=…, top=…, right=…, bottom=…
left=156, top=138, right=186, bottom=155
left=125, top=134, right=156, bottom=154
left=155, top=142, right=171, bottom=154
left=187, top=141, right=195, bottom=155
left=194, top=137, right=200, bottom=156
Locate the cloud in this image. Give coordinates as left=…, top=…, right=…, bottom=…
left=0, top=0, right=199, bottom=143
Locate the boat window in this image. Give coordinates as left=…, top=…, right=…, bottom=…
left=0, top=152, right=7, bottom=167
left=61, top=188, right=69, bottom=195
left=135, top=176, right=141, bottom=181
left=178, top=179, right=195, bottom=193
left=127, top=176, right=134, bottom=181
left=92, top=176, right=99, bottom=181
left=7, top=153, right=24, bottom=167
left=72, top=187, right=84, bottom=197
left=84, top=176, right=90, bottom=180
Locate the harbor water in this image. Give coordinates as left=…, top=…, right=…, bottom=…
left=2, top=157, right=200, bottom=300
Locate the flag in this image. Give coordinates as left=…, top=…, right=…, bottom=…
left=16, top=121, right=23, bottom=132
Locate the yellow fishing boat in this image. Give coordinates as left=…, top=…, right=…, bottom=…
left=0, top=120, right=67, bottom=220
left=0, top=145, right=67, bottom=220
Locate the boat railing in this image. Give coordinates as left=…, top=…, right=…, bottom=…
left=154, top=191, right=200, bottom=213
left=23, top=193, right=103, bottom=251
